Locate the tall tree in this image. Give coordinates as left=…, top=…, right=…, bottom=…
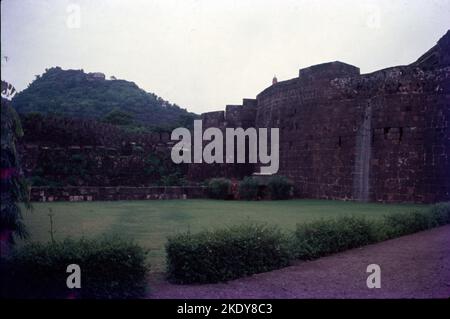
left=1, top=80, right=30, bottom=258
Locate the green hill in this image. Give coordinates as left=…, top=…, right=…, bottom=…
left=11, top=67, right=196, bottom=128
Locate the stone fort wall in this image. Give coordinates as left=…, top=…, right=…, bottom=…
left=187, top=98, right=258, bottom=181
left=19, top=115, right=184, bottom=187
left=188, top=31, right=450, bottom=203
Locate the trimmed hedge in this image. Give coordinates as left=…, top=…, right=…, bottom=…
left=293, top=216, right=379, bottom=259
left=293, top=202, right=450, bottom=259
left=166, top=202, right=450, bottom=284
left=166, top=224, right=291, bottom=284
left=238, top=177, right=259, bottom=200
left=429, top=202, right=450, bottom=225
left=267, top=175, right=293, bottom=200
left=207, top=178, right=232, bottom=200
left=0, top=236, right=149, bottom=299
left=382, top=202, right=450, bottom=239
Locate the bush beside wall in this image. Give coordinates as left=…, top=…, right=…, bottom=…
left=267, top=176, right=293, bottom=200
left=1, top=236, right=149, bottom=299
left=166, top=224, right=291, bottom=284
left=207, top=178, right=232, bottom=200
left=238, top=177, right=259, bottom=200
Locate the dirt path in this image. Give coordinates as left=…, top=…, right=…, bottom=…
left=147, top=225, right=450, bottom=299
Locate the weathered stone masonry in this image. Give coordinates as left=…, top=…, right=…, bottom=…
left=18, top=115, right=184, bottom=187
left=30, top=186, right=207, bottom=202
left=189, top=31, right=450, bottom=203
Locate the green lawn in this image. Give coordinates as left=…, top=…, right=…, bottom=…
left=20, top=199, right=428, bottom=272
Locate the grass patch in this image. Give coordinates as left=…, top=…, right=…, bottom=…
left=21, top=199, right=428, bottom=271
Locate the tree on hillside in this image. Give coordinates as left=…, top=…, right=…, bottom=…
left=11, top=67, right=197, bottom=127
left=102, top=108, right=134, bottom=126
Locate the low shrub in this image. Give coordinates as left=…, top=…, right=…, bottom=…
left=207, top=178, right=232, bottom=200
left=166, top=224, right=292, bottom=284
left=238, top=177, right=259, bottom=200
left=428, top=202, right=450, bottom=226
left=382, top=202, right=450, bottom=239
left=294, top=203, right=450, bottom=260
left=267, top=175, right=293, bottom=200
left=1, top=236, right=149, bottom=299
left=382, top=211, right=432, bottom=239
left=293, top=216, right=379, bottom=259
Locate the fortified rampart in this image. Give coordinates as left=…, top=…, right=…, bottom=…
left=188, top=31, right=450, bottom=203
left=18, top=115, right=183, bottom=187
left=187, top=98, right=258, bottom=181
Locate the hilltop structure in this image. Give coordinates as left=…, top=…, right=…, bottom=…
left=188, top=31, right=450, bottom=203
left=87, top=72, right=106, bottom=80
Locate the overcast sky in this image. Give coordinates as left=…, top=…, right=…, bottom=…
left=1, top=0, right=449, bottom=114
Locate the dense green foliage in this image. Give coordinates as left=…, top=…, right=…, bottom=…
left=238, top=177, right=259, bottom=200
left=381, top=202, right=450, bottom=239
left=166, top=224, right=291, bottom=284
left=429, top=202, right=450, bottom=225
left=11, top=67, right=197, bottom=128
left=143, top=152, right=186, bottom=186
left=293, top=202, right=450, bottom=260
left=166, top=202, right=450, bottom=283
left=267, top=175, right=293, bottom=200
left=26, top=146, right=185, bottom=187
left=1, top=95, right=30, bottom=251
left=207, top=178, right=232, bottom=199
left=293, top=216, right=379, bottom=259
left=0, top=236, right=149, bottom=299
left=102, top=108, right=135, bottom=126
left=28, top=152, right=90, bottom=187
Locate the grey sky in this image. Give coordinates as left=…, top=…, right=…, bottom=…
left=1, top=0, right=449, bottom=114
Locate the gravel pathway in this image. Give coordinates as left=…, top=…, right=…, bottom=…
left=147, top=225, right=450, bottom=299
